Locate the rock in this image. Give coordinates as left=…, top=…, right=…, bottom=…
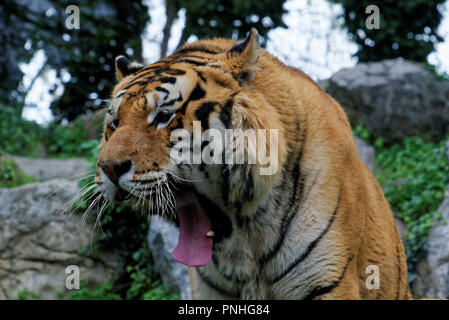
left=412, top=185, right=449, bottom=299
left=325, top=60, right=449, bottom=141
left=426, top=185, right=449, bottom=298
left=354, top=137, right=376, bottom=172
left=148, top=219, right=192, bottom=300
left=11, top=156, right=90, bottom=181
left=0, top=179, right=120, bottom=299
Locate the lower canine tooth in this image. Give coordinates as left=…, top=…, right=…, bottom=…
left=206, top=231, right=215, bottom=237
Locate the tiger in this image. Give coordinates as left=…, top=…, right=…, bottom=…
left=95, top=28, right=410, bottom=299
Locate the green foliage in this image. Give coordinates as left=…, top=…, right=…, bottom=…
left=176, top=0, right=287, bottom=46
left=330, top=0, right=445, bottom=62
left=2, top=0, right=150, bottom=120
left=67, top=282, right=121, bottom=300
left=0, top=105, right=98, bottom=158
left=0, top=155, right=35, bottom=188
left=45, top=118, right=99, bottom=158
left=0, top=105, right=46, bottom=157
left=374, top=137, right=449, bottom=281
left=17, top=288, right=40, bottom=300
left=353, top=124, right=384, bottom=148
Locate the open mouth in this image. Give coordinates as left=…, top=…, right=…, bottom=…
left=110, top=177, right=232, bottom=267
left=171, top=186, right=213, bottom=267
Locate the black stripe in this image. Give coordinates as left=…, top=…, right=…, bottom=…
left=126, top=69, right=156, bottom=82
left=271, top=189, right=342, bottom=282
left=221, top=165, right=230, bottom=206
left=259, top=150, right=303, bottom=265
left=196, top=70, right=207, bottom=82
left=217, top=270, right=247, bottom=284
left=163, top=68, right=186, bottom=76
left=159, top=92, right=183, bottom=108
left=155, top=86, right=169, bottom=94
left=178, top=83, right=206, bottom=115
left=172, top=59, right=207, bottom=67
left=243, top=171, right=254, bottom=202
left=219, top=99, right=233, bottom=128
left=158, top=76, right=177, bottom=84
left=303, top=257, right=352, bottom=300
left=139, top=64, right=164, bottom=72
left=177, top=46, right=221, bottom=55
left=123, top=80, right=148, bottom=91
left=196, top=268, right=240, bottom=298
left=194, top=101, right=217, bottom=130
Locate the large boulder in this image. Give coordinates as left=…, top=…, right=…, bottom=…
left=0, top=179, right=120, bottom=299
left=411, top=137, right=449, bottom=299
left=418, top=185, right=449, bottom=298
left=148, top=219, right=192, bottom=300
left=325, top=60, right=449, bottom=141
left=11, top=156, right=90, bottom=181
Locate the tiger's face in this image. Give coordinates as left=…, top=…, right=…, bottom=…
left=96, top=29, right=282, bottom=266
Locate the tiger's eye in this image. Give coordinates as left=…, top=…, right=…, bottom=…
left=156, top=109, right=172, bottom=123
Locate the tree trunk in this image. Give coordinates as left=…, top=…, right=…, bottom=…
left=160, top=0, right=178, bottom=59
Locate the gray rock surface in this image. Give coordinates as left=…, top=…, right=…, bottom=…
left=354, top=136, right=376, bottom=172
left=424, top=185, right=449, bottom=298
left=0, top=179, right=120, bottom=299
left=325, top=60, right=449, bottom=141
left=148, top=219, right=192, bottom=300
left=411, top=141, right=449, bottom=299
left=11, top=156, right=90, bottom=181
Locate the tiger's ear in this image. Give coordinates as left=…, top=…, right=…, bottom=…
left=115, top=56, right=144, bottom=80
left=225, top=28, right=260, bottom=85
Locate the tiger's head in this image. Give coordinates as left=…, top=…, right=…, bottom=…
left=96, top=29, right=285, bottom=266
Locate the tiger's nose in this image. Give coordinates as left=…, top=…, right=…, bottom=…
left=98, top=160, right=132, bottom=186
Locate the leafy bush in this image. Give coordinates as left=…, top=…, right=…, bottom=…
left=0, top=104, right=98, bottom=158
left=16, top=288, right=40, bottom=300
left=44, top=118, right=98, bottom=158
left=0, top=155, right=35, bottom=188
left=67, top=282, right=121, bottom=300
left=0, top=105, right=46, bottom=157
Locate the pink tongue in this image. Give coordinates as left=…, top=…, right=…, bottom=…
left=172, top=192, right=212, bottom=267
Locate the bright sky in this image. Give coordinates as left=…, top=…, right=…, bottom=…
left=21, top=0, right=449, bottom=124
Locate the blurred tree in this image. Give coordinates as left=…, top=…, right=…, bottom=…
left=2, top=0, right=287, bottom=120
left=0, top=1, right=36, bottom=109
left=329, top=0, right=446, bottom=62
left=159, top=0, right=287, bottom=58
left=1, top=0, right=149, bottom=121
